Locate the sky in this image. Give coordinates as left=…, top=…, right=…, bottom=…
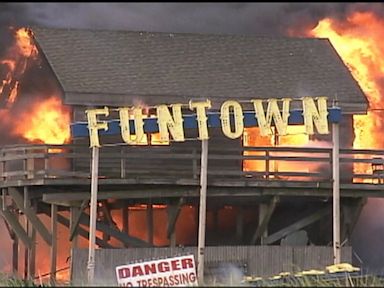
left=1, top=1, right=384, bottom=276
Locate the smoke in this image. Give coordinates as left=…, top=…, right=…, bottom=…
left=352, top=198, right=384, bottom=275
left=0, top=3, right=382, bottom=36
left=205, top=262, right=245, bottom=286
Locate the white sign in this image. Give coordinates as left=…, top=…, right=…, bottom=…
left=115, top=254, right=198, bottom=287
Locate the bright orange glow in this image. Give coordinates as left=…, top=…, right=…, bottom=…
left=0, top=28, right=37, bottom=108
left=243, top=125, right=310, bottom=178
left=15, top=28, right=37, bottom=58
left=13, top=96, right=71, bottom=144
left=303, top=12, right=384, bottom=178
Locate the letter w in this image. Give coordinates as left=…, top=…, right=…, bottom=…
left=252, top=98, right=291, bottom=136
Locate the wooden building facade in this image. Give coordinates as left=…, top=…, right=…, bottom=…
left=0, top=27, right=380, bottom=284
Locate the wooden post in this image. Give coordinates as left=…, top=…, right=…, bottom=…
left=50, top=204, right=57, bottom=285
left=12, top=234, right=18, bottom=275
left=70, top=206, right=79, bottom=283
left=332, top=122, right=341, bottom=264
left=258, top=203, right=268, bottom=245
left=122, top=201, right=129, bottom=248
left=197, top=139, right=208, bottom=285
left=23, top=187, right=36, bottom=280
left=147, top=204, right=153, bottom=245
left=23, top=188, right=28, bottom=280
left=87, top=146, right=99, bottom=285
left=236, top=206, right=244, bottom=242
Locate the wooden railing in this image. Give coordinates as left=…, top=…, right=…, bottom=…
left=1, top=144, right=384, bottom=185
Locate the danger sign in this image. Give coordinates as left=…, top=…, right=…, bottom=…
left=115, top=254, right=198, bottom=287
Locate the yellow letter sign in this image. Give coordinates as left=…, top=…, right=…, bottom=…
left=220, top=100, right=244, bottom=139
left=86, top=107, right=109, bottom=148
left=156, top=104, right=185, bottom=142
left=302, top=97, right=329, bottom=135
left=119, top=107, right=148, bottom=145
left=189, top=100, right=211, bottom=140
left=252, top=98, right=291, bottom=136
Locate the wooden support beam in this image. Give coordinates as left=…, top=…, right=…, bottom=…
left=40, top=205, right=113, bottom=248
left=101, top=200, right=117, bottom=242
left=167, top=198, right=184, bottom=239
left=236, top=206, right=244, bottom=242
left=27, top=208, right=36, bottom=280
left=348, top=197, right=367, bottom=236
left=8, top=188, right=52, bottom=246
left=122, top=201, right=129, bottom=248
left=213, top=208, right=219, bottom=234
left=122, top=202, right=129, bottom=234
left=250, top=196, right=278, bottom=245
left=147, top=204, right=153, bottom=246
left=264, top=206, right=331, bottom=245
left=4, top=215, right=19, bottom=274
left=69, top=199, right=88, bottom=241
left=50, top=204, right=57, bottom=285
left=24, top=189, right=36, bottom=280
left=79, top=212, right=151, bottom=247
left=0, top=203, right=32, bottom=249
left=341, top=197, right=367, bottom=245
left=12, top=233, right=18, bottom=274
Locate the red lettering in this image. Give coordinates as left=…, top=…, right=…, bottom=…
left=143, top=263, right=157, bottom=275
left=132, top=265, right=144, bottom=277
left=168, top=275, right=175, bottom=286
left=171, top=259, right=181, bottom=271
left=189, top=272, right=197, bottom=283
left=163, top=276, right=169, bottom=286
left=157, top=277, right=163, bottom=286
left=181, top=257, right=194, bottom=269
left=158, top=261, right=170, bottom=272
left=181, top=273, right=189, bottom=284
left=118, top=267, right=130, bottom=279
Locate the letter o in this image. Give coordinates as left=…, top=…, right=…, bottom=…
left=220, top=100, right=244, bottom=139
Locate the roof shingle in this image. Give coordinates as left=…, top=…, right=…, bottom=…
left=31, top=27, right=368, bottom=113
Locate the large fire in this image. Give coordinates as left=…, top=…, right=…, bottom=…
left=14, top=96, right=71, bottom=144
left=0, top=27, right=71, bottom=145
left=0, top=27, right=71, bottom=282
left=244, top=11, right=384, bottom=179
left=1, top=11, right=383, bottom=283
left=302, top=12, right=384, bottom=175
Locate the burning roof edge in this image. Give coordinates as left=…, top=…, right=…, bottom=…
left=30, top=26, right=369, bottom=114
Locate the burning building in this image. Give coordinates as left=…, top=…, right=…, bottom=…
left=0, top=19, right=383, bottom=285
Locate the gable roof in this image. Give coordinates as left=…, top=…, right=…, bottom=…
left=31, top=27, right=368, bottom=113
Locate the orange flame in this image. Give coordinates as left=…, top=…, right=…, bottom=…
left=0, top=27, right=71, bottom=145
left=303, top=12, right=384, bottom=176
left=13, top=96, right=71, bottom=144
left=0, top=27, right=37, bottom=108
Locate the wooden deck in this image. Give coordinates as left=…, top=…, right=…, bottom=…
left=1, top=143, right=384, bottom=204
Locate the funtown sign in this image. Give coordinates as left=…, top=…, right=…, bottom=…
left=70, top=97, right=341, bottom=147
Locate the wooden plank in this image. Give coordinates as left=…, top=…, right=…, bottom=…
left=78, top=212, right=151, bottom=248
left=0, top=204, right=32, bottom=249
left=341, top=197, right=367, bottom=244
left=40, top=205, right=114, bottom=248
left=69, top=200, right=88, bottom=241
left=167, top=198, right=184, bottom=238
left=50, top=204, right=57, bottom=284
left=264, top=206, right=331, bottom=245
left=122, top=201, right=129, bottom=248
left=147, top=204, right=153, bottom=246
left=250, top=196, right=279, bottom=244
left=8, top=188, right=52, bottom=246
